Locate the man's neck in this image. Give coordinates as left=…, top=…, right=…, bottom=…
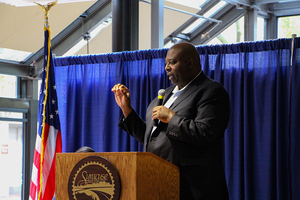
left=176, top=70, right=202, bottom=91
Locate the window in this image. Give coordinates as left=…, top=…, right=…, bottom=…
left=166, top=0, right=210, bottom=9
left=278, top=15, right=300, bottom=38
left=181, top=1, right=227, bottom=34
left=164, top=0, right=228, bottom=48
left=207, top=16, right=245, bottom=45
left=0, top=112, right=24, bottom=200
left=257, top=17, right=265, bottom=41
left=0, top=74, right=17, bottom=98
left=0, top=48, right=32, bottom=62
left=0, top=97, right=36, bottom=200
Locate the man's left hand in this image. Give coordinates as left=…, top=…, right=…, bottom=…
left=152, top=106, right=175, bottom=123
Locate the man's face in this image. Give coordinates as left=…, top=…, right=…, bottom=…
left=165, top=47, right=190, bottom=89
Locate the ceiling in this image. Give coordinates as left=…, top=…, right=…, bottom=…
left=0, top=0, right=201, bottom=56
left=0, top=0, right=299, bottom=63
left=0, top=0, right=95, bottom=7
left=0, top=1, right=97, bottom=53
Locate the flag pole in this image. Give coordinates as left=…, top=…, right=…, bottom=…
left=34, top=1, right=58, bottom=29
left=33, top=2, right=58, bottom=200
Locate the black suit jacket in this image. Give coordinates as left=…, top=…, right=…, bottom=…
left=119, top=72, right=230, bottom=199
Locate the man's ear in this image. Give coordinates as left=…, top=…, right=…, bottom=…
left=188, top=58, right=194, bottom=68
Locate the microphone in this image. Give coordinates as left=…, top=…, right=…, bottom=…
left=153, top=89, right=165, bottom=126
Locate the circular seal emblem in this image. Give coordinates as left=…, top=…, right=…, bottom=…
left=68, top=156, right=121, bottom=200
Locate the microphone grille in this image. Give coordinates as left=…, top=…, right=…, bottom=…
left=158, top=89, right=165, bottom=96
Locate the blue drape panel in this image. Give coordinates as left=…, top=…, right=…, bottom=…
left=200, top=39, right=295, bottom=200
left=54, top=49, right=170, bottom=153
left=290, top=40, right=300, bottom=199
left=54, top=38, right=300, bottom=200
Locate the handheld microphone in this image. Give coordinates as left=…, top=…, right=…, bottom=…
left=153, top=89, right=165, bottom=126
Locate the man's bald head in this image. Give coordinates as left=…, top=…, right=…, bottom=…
left=169, top=42, right=201, bottom=70
left=165, top=42, right=202, bottom=89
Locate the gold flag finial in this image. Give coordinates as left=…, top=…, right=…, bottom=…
left=35, top=1, right=58, bottom=27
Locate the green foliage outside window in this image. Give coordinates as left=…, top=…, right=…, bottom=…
left=278, top=15, right=300, bottom=38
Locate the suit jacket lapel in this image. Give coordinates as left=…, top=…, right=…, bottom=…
left=162, top=86, right=175, bottom=105
left=169, top=72, right=206, bottom=110
left=145, top=86, right=175, bottom=145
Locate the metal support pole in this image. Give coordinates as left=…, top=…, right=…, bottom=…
left=23, top=99, right=38, bottom=200
left=112, top=0, right=139, bottom=52
left=266, top=13, right=277, bottom=40
left=112, top=0, right=123, bottom=52
left=151, top=0, right=164, bottom=49
left=244, top=7, right=258, bottom=41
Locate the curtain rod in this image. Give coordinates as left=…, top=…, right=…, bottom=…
left=140, top=0, right=222, bottom=24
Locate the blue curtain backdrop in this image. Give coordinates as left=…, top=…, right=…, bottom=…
left=54, top=38, right=300, bottom=200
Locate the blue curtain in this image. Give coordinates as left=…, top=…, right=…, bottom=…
left=54, top=38, right=300, bottom=200
left=53, top=49, right=170, bottom=153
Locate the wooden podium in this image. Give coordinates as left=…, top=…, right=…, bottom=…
left=56, top=152, right=179, bottom=200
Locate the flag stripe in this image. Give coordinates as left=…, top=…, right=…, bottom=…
left=35, top=133, right=42, bottom=153
left=43, top=133, right=62, bottom=200
left=30, top=179, right=37, bottom=200
left=42, top=125, right=57, bottom=195
left=30, top=146, right=41, bottom=200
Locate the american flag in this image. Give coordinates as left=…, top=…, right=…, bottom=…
left=29, top=26, right=62, bottom=200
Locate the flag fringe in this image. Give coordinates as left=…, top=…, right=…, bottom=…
left=38, top=26, right=52, bottom=200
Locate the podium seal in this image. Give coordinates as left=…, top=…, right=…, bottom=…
left=68, top=156, right=121, bottom=200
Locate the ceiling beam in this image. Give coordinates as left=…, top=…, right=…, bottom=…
left=224, top=0, right=251, bottom=7
left=271, top=1, right=300, bottom=16
left=164, top=0, right=220, bottom=45
left=0, top=59, right=32, bottom=77
left=0, top=97, right=30, bottom=111
left=189, top=4, right=244, bottom=45
left=225, top=0, right=300, bottom=16
left=255, top=0, right=299, bottom=5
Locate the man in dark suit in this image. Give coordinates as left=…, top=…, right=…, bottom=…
left=112, top=42, right=230, bottom=199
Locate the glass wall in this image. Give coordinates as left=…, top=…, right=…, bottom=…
left=207, top=16, right=245, bottom=45
left=0, top=114, right=23, bottom=200
left=278, top=15, right=300, bottom=38
left=0, top=74, right=17, bottom=98
left=0, top=74, right=28, bottom=199
left=257, top=17, right=265, bottom=41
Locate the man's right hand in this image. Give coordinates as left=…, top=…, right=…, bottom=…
left=111, top=84, right=133, bottom=117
